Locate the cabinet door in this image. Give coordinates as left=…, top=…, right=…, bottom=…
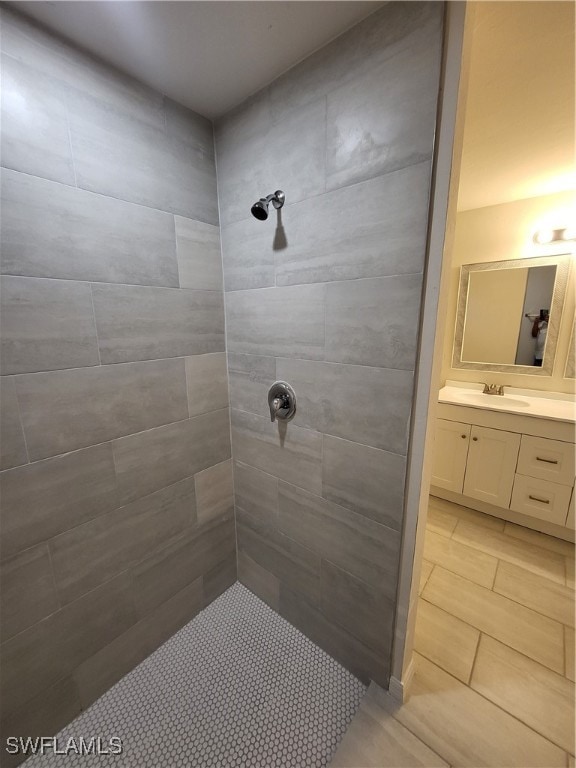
left=463, top=426, right=521, bottom=508
left=431, top=419, right=471, bottom=493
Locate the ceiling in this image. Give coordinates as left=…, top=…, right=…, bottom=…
left=457, top=1, right=575, bottom=212
left=11, top=1, right=383, bottom=119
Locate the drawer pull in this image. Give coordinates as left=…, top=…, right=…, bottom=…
left=536, top=456, right=559, bottom=465
left=528, top=494, right=550, bottom=504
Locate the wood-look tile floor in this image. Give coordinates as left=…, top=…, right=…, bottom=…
left=331, top=496, right=576, bottom=767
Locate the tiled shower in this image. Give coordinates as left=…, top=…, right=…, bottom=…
left=0, top=2, right=444, bottom=764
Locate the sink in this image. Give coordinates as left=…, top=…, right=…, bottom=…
left=459, top=392, right=530, bottom=408
left=438, top=384, right=576, bottom=423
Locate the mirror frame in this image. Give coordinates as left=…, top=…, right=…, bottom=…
left=452, top=254, right=571, bottom=376
left=565, top=320, right=575, bottom=379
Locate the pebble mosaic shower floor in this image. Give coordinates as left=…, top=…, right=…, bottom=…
left=24, top=583, right=366, bottom=768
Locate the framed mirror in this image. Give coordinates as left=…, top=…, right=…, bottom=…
left=452, top=254, right=570, bottom=376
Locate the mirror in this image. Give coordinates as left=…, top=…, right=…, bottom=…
left=453, top=255, right=570, bottom=376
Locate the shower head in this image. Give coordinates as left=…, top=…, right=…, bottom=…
left=251, top=190, right=285, bottom=221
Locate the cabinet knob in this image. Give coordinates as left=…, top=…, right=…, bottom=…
left=472, top=437, right=478, bottom=441
left=461, top=434, right=467, bottom=439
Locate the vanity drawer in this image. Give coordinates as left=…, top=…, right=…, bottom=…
left=516, top=436, right=575, bottom=486
left=510, top=474, right=572, bottom=525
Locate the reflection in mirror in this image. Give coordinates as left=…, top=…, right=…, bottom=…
left=462, top=265, right=556, bottom=365
left=453, top=255, right=570, bottom=376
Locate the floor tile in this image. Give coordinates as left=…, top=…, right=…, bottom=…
left=566, top=556, right=575, bottom=590
left=419, top=560, right=434, bottom=594
left=373, top=654, right=567, bottom=767
left=423, top=529, right=497, bottom=588
left=503, top=522, right=576, bottom=558
left=425, top=504, right=457, bottom=538
left=429, top=496, right=505, bottom=531
left=470, top=635, right=575, bottom=754
left=566, top=626, right=575, bottom=683
left=422, top=567, right=565, bottom=673
left=414, top=598, right=479, bottom=683
left=493, top=561, right=575, bottom=627
left=330, top=693, right=448, bottom=767
left=24, top=584, right=365, bottom=768
left=453, top=519, right=566, bottom=584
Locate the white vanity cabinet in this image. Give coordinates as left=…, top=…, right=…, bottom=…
left=431, top=401, right=576, bottom=540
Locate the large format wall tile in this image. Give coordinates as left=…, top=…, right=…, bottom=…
left=175, top=216, right=223, bottom=291
left=231, top=409, right=322, bottom=495
left=0, top=544, right=60, bottom=642
left=234, top=460, right=279, bottom=531
left=274, top=164, right=431, bottom=287
left=268, top=2, right=443, bottom=121
left=132, top=516, right=235, bottom=618
left=0, top=376, right=27, bottom=470
left=0, top=443, right=119, bottom=560
left=0, top=677, right=82, bottom=768
left=321, top=560, right=394, bottom=655
left=325, top=18, right=442, bottom=190
left=195, top=460, right=234, bottom=524
left=227, top=353, right=275, bottom=418
left=92, top=284, right=225, bottom=364
left=325, top=274, right=423, bottom=369
left=16, top=358, right=189, bottom=461
left=237, top=550, right=280, bottom=610
left=0, top=6, right=165, bottom=132
left=0, top=573, right=136, bottom=717
left=220, top=215, right=276, bottom=291
left=215, top=97, right=325, bottom=227
left=226, top=284, right=325, bottom=359
left=0, top=53, right=74, bottom=185
left=68, top=88, right=218, bottom=223
left=72, top=578, right=205, bottom=711
left=0, top=169, right=179, bottom=287
left=276, top=358, right=414, bottom=455
left=185, top=353, right=229, bottom=418
left=203, top=554, right=237, bottom=607
left=0, top=7, right=235, bottom=752
left=278, top=481, right=400, bottom=596
left=164, top=96, right=214, bottom=155
left=237, top=514, right=321, bottom=605
left=322, top=435, right=406, bottom=530
left=50, top=477, right=197, bottom=605
left=112, top=409, right=231, bottom=505
left=217, top=1, right=443, bottom=692
left=279, top=585, right=390, bottom=688
left=1, top=276, right=100, bottom=375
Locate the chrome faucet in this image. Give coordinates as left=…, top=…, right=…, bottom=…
left=482, top=383, right=504, bottom=396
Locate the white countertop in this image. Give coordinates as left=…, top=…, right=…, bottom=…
left=438, top=382, right=576, bottom=424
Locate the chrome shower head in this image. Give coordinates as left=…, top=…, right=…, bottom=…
left=251, top=190, right=285, bottom=221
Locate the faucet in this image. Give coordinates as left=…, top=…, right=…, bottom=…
left=482, top=383, right=505, bottom=396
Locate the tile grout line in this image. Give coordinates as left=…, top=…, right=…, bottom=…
left=408, top=650, right=574, bottom=758
left=466, top=629, right=483, bottom=687
left=423, top=564, right=569, bottom=647
left=88, top=284, right=103, bottom=367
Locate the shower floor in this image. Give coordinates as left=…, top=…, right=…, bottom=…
left=24, top=583, right=366, bottom=768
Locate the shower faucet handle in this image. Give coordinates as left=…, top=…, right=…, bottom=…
left=268, top=381, right=296, bottom=422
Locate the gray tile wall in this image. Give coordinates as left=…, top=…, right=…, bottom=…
left=0, top=7, right=234, bottom=757
left=216, top=1, right=444, bottom=687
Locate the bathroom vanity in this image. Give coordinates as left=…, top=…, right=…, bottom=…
left=431, top=382, right=576, bottom=541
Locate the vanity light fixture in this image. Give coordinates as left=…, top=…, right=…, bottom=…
left=533, top=227, right=576, bottom=245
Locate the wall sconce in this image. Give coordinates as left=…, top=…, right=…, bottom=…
left=533, top=226, right=576, bottom=245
